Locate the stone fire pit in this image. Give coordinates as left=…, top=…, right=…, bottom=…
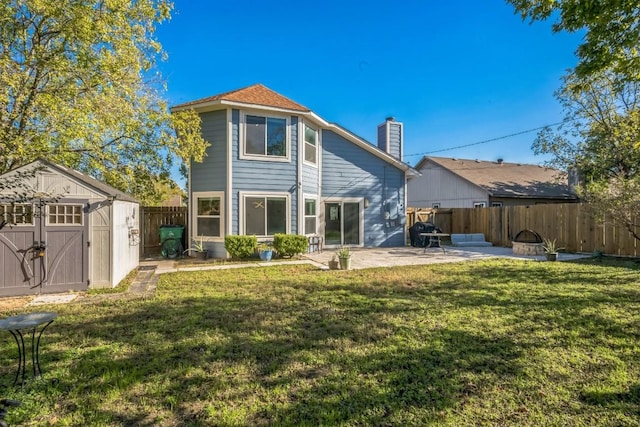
left=512, top=229, right=544, bottom=255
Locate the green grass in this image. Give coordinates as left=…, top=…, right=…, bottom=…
left=1, top=258, right=639, bottom=426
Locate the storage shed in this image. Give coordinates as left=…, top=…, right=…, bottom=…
left=0, top=160, right=140, bottom=296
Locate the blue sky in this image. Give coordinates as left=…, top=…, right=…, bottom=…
left=156, top=1, right=583, bottom=172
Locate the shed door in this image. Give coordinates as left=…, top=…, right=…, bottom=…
left=0, top=201, right=88, bottom=296
left=42, top=203, right=89, bottom=293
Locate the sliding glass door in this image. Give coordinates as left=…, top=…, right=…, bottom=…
left=324, top=200, right=361, bottom=246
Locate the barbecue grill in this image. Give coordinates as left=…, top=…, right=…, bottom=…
left=409, top=222, right=442, bottom=247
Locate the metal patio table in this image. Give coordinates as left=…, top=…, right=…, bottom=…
left=0, top=312, right=57, bottom=386
left=420, top=233, right=450, bottom=254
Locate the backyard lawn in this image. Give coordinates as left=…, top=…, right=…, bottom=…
left=0, top=258, right=639, bottom=426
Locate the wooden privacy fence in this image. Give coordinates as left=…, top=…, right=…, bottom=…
left=407, top=204, right=639, bottom=257
left=140, top=206, right=188, bottom=257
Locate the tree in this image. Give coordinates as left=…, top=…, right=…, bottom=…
left=0, top=0, right=207, bottom=201
left=508, top=0, right=640, bottom=83
left=148, top=178, right=186, bottom=207
left=533, top=72, right=640, bottom=240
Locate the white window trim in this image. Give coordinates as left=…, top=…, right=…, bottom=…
left=491, top=201, right=503, bottom=207
left=239, top=111, right=291, bottom=162
left=0, top=203, right=34, bottom=226
left=45, top=203, right=84, bottom=226
left=193, top=191, right=225, bottom=241
left=473, top=202, right=487, bottom=208
left=239, top=192, right=291, bottom=237
left=303, top=194, right=319, bottom=235
left=432, top=203, right=441, bottom=209
left=302, top=123, right=319, bottom=168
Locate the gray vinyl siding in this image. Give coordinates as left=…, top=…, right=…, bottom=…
left=190, top=110, right=227, bottom=192
left=322, top=130, right=405, bottom=247
left=388, top=122, right=402, bottom=161
left=302, top=163, right=319, bottom=194
left=376, top=121, right=402, bottom=160
left=407, top=162, right=487, bottom=208
left=231, top=110, right=299, bottom=235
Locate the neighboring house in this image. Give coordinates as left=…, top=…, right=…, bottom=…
left=171, top=84, right=418, bottom=258
left=160, top=194, right=184, bottom=207
left=0, top=160, right=140, bottom=296
left=407, top=156, right=578, bottom=208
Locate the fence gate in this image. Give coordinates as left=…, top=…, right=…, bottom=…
left=0, top=200, right=89, bottom=297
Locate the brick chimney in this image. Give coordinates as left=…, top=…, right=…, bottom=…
left=377, top=117, right=403, bottom=161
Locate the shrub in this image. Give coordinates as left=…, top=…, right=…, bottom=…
left=225, top=235, right=257, bottom=259
left=273, top=234, right=308, bottom=257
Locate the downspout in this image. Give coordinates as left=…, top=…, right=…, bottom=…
left=383, top=166, right=388, bottom=237
left=297, top=117, right=302, bottom=234
left=226, top=108, right=233, bottom=253
left=187, top=158, right=192, bottom=252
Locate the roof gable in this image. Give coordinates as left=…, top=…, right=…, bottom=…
left=421, top=156, right=575, bottom=199
left=172, top=83, right=310, bottom=112
left=1, top=159, right=139, bottom=203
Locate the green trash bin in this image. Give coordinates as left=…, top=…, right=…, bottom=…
left=159, top=225, right=185, bottom=259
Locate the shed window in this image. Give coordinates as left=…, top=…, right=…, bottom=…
left=48, top=204, right=83, bottom=225
left=0, top=204, right=33, bottom=225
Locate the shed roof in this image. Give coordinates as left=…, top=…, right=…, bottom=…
left=3, top=159, right=139, bottom=203
left=418, top=156, right=576, bottom=199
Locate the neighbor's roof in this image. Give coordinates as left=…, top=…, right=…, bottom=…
left=172, top=83, right=310, bottom=112
left=417, top=156, right=576, bottom=199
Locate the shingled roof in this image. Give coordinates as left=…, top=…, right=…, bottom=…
left=172, top=83, right=310, bottom=112
left=419, top=156, right=576, bottom=199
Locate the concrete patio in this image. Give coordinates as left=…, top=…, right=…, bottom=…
left=303, top=245, right=591, bottom=270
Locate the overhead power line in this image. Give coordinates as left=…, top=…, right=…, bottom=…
left=404, top=119, right=573, bottom=158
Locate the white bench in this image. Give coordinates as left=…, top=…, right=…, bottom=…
left=450, top=233, right=492, bottom=247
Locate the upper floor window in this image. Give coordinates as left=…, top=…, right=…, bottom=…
left=243, top=114, right=288, bottom=159
left=304, top=124, right=318, bottom=165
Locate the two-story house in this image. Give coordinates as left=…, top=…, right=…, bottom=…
left=171, top=84, right=418, bottom=258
